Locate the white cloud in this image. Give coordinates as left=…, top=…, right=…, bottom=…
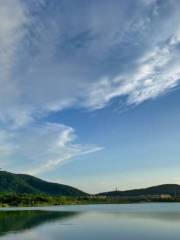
left=83, top=36, right=180, bottom=109
left=0, top=123, right=103, bottom=175
left=0, top=0, right=27, bottom=76
left=0, top=0, right=180, bottom=123
left=0, top=0, right=30, bottom=127
left=0, top=0, right=180, bottom=174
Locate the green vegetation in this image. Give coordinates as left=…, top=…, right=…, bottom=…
left=0, top=193, right=86, bottom=207
left=0, top=171, right=180, bottom=207
left=0, top=193, right=180, bottom=207
left=0, top=171, right=86, bottom=196
left=0, top=193, right=140, bottom=207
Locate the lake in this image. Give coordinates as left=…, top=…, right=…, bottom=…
left=0, top=203, right=180, bottom=239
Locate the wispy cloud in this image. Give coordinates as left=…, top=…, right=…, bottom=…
left=0, top=0, right=180, bottom=174
left=84, top=36, right=180, bottom=109
left=1, top=0, right=180, bottom=122
left=0, top=0, right=28, bottom=76
left=0, top=123, right=103, bottom=175
left=0, top=0, right=31, bottom=128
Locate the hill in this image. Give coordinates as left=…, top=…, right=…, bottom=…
left=98, top=184, right=180, bottom=197
left=0, top=171, right=86, bottom=196
left=1, top=171, right=180, bottom=199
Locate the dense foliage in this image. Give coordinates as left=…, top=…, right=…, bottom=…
left=0, top=171, right=180, bottom=207
left=0, top=193, right=179, bottom=207
left=0, top=171, right=86, bottom=196
left=0, top=193, right=84, bottom=207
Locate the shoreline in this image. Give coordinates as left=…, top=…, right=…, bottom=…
left=0, top=199, right=180, bottom=208
left=0, top=193, right=179, bottom=208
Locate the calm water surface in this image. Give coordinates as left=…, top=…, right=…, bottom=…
left=0, top=203, right=180, bottom=239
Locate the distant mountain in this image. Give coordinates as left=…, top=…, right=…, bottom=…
left=0, top=171, right=86, bottom=196
left=98, top=184, right=180, bottom=197
left=1, top=171, right=179, bottom=198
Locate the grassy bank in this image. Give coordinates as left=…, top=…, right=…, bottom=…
left=0, top=194, right=129, bottom=207
left=0, top=193, right=180, bottom=207
left=0, top=193, right=82, bottom=207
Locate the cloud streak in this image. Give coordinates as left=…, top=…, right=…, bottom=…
left=84, top=36, right=180, bottom=109
left=0, top=123, right=103, bottom=175
left=1, top=0, right=180, bottom=121
left=0, top=0, right=180, bottom=174
left=0, top=0, right=27, bottom=76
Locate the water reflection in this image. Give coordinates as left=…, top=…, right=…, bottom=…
left=0, top=210, right=79, bottom=237
left=1, top=204, right=180, bottom=240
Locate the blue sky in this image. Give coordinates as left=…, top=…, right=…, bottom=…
left=0, top=0, right=180, bottom=193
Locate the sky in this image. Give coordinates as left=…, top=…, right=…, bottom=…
left=0, top=0, right=180, bottom=193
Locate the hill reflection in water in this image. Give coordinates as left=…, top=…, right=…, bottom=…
left=0, top=210, right=78, bottom=237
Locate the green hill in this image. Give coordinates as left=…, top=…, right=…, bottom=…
left=0, top=171, right=86, bottom=196
left=98, top=184, right=180, bottom=197
left=1, top=171, right=180, bottom=199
